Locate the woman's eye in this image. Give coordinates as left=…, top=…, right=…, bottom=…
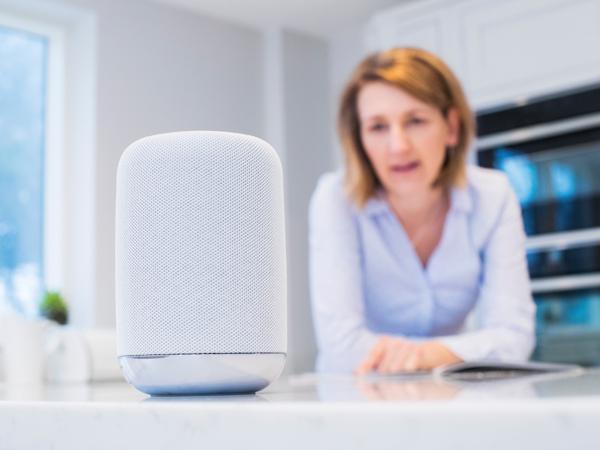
left=369, top=123, right=387, bottom=132
left=407, top=117, right=425, bottom=126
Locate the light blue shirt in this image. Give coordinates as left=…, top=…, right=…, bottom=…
left=309, top=166, right=536, bottom=373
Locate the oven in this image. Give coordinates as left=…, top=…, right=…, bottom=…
left=476, top=83, right=600, bottom=365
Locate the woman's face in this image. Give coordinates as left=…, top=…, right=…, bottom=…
left=357, top=81, right=459, bottom=198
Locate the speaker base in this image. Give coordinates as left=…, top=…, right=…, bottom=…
left=119, top=353, right=286, bottom=396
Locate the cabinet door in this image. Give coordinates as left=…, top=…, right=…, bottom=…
left=366, top=0, right=465, bottom=80
left=456, top=0, right=600, bottom=110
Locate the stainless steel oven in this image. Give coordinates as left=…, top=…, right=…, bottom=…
left=476, top=84, right=600, bottom=365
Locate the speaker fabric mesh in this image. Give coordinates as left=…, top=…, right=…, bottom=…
left=116, top=131, right=287, bottom=356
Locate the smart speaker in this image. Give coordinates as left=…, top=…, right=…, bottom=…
left=115, top=131, right=287, bottom=395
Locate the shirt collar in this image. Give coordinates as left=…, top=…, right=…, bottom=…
left=361, top=190, right=389, bottom=217
left=450, top=184, right=473, bottom=213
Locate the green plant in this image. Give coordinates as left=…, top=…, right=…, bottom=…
left=39, top=290, right=68, bottom=325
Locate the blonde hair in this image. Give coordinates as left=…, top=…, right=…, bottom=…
left=338, top=47, right=475, bottom=207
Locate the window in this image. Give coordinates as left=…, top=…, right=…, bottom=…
left=0, top=6, right=96, bottom=327
left=0, top=23, right=48, bottom=316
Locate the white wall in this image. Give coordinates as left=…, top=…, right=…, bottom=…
left=328, top=21, right=370, bottom=166
left=262, top=28, right=332, bottom=373
left=84, top=0, right=265, bottom=327
left=281, top=30, right=330, bottom=373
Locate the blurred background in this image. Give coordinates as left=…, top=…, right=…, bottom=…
left=1, top=0, right=600, bottom=380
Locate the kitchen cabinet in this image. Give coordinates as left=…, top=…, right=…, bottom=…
left=367, top=0, right=600, bottom=110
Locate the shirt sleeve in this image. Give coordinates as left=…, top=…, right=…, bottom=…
left=309, top=174, right=379, bottom=373
left=438, top=180, right=536, bottom=362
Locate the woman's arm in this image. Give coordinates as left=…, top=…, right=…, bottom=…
left=438, top=179, right=536, bottom=362
left=309, top=173, right=379, bottom=373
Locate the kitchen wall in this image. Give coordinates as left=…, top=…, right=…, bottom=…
left=328, top=20, right=370, bottom=166
left=81, top=0, right=266, bottom=328
left=280, top=30, right=330, bottom=373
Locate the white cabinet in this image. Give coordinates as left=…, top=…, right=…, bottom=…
left=366, top=0, right=464, bottom=79
left=367, top=0, right=600, bottom=111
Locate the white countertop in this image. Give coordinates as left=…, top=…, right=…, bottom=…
left=2, top=368, right=600, bottom=450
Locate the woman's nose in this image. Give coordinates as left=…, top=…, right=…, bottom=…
left=388, top=125, right=411, bottom=155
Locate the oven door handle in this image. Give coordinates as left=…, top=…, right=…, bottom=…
left=531, top=273, right=600, bottom=294
left=527, top=228, right=600, bottom=252
left=477, top=111, right=600, bottom=149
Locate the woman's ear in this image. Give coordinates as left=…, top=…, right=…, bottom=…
left=445, top=107, right=460, bottom=147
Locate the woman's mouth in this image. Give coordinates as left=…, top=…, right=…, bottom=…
left=390, top=161, right=420, bottom=173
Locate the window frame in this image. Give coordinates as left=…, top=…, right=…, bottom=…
left=0, top=12, right=65, bottom=300
left=0, top=4, right=97, bottom=327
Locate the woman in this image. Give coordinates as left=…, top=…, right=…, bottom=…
left=309, top=48, right=535, bottom=374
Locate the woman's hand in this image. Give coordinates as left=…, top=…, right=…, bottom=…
left=354, top=336, right=462, bottom=375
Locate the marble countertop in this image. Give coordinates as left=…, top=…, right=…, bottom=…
left=2, top=368, right=600, bottom=450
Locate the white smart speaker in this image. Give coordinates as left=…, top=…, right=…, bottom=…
left=115, top=131, right=287, bottom=395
